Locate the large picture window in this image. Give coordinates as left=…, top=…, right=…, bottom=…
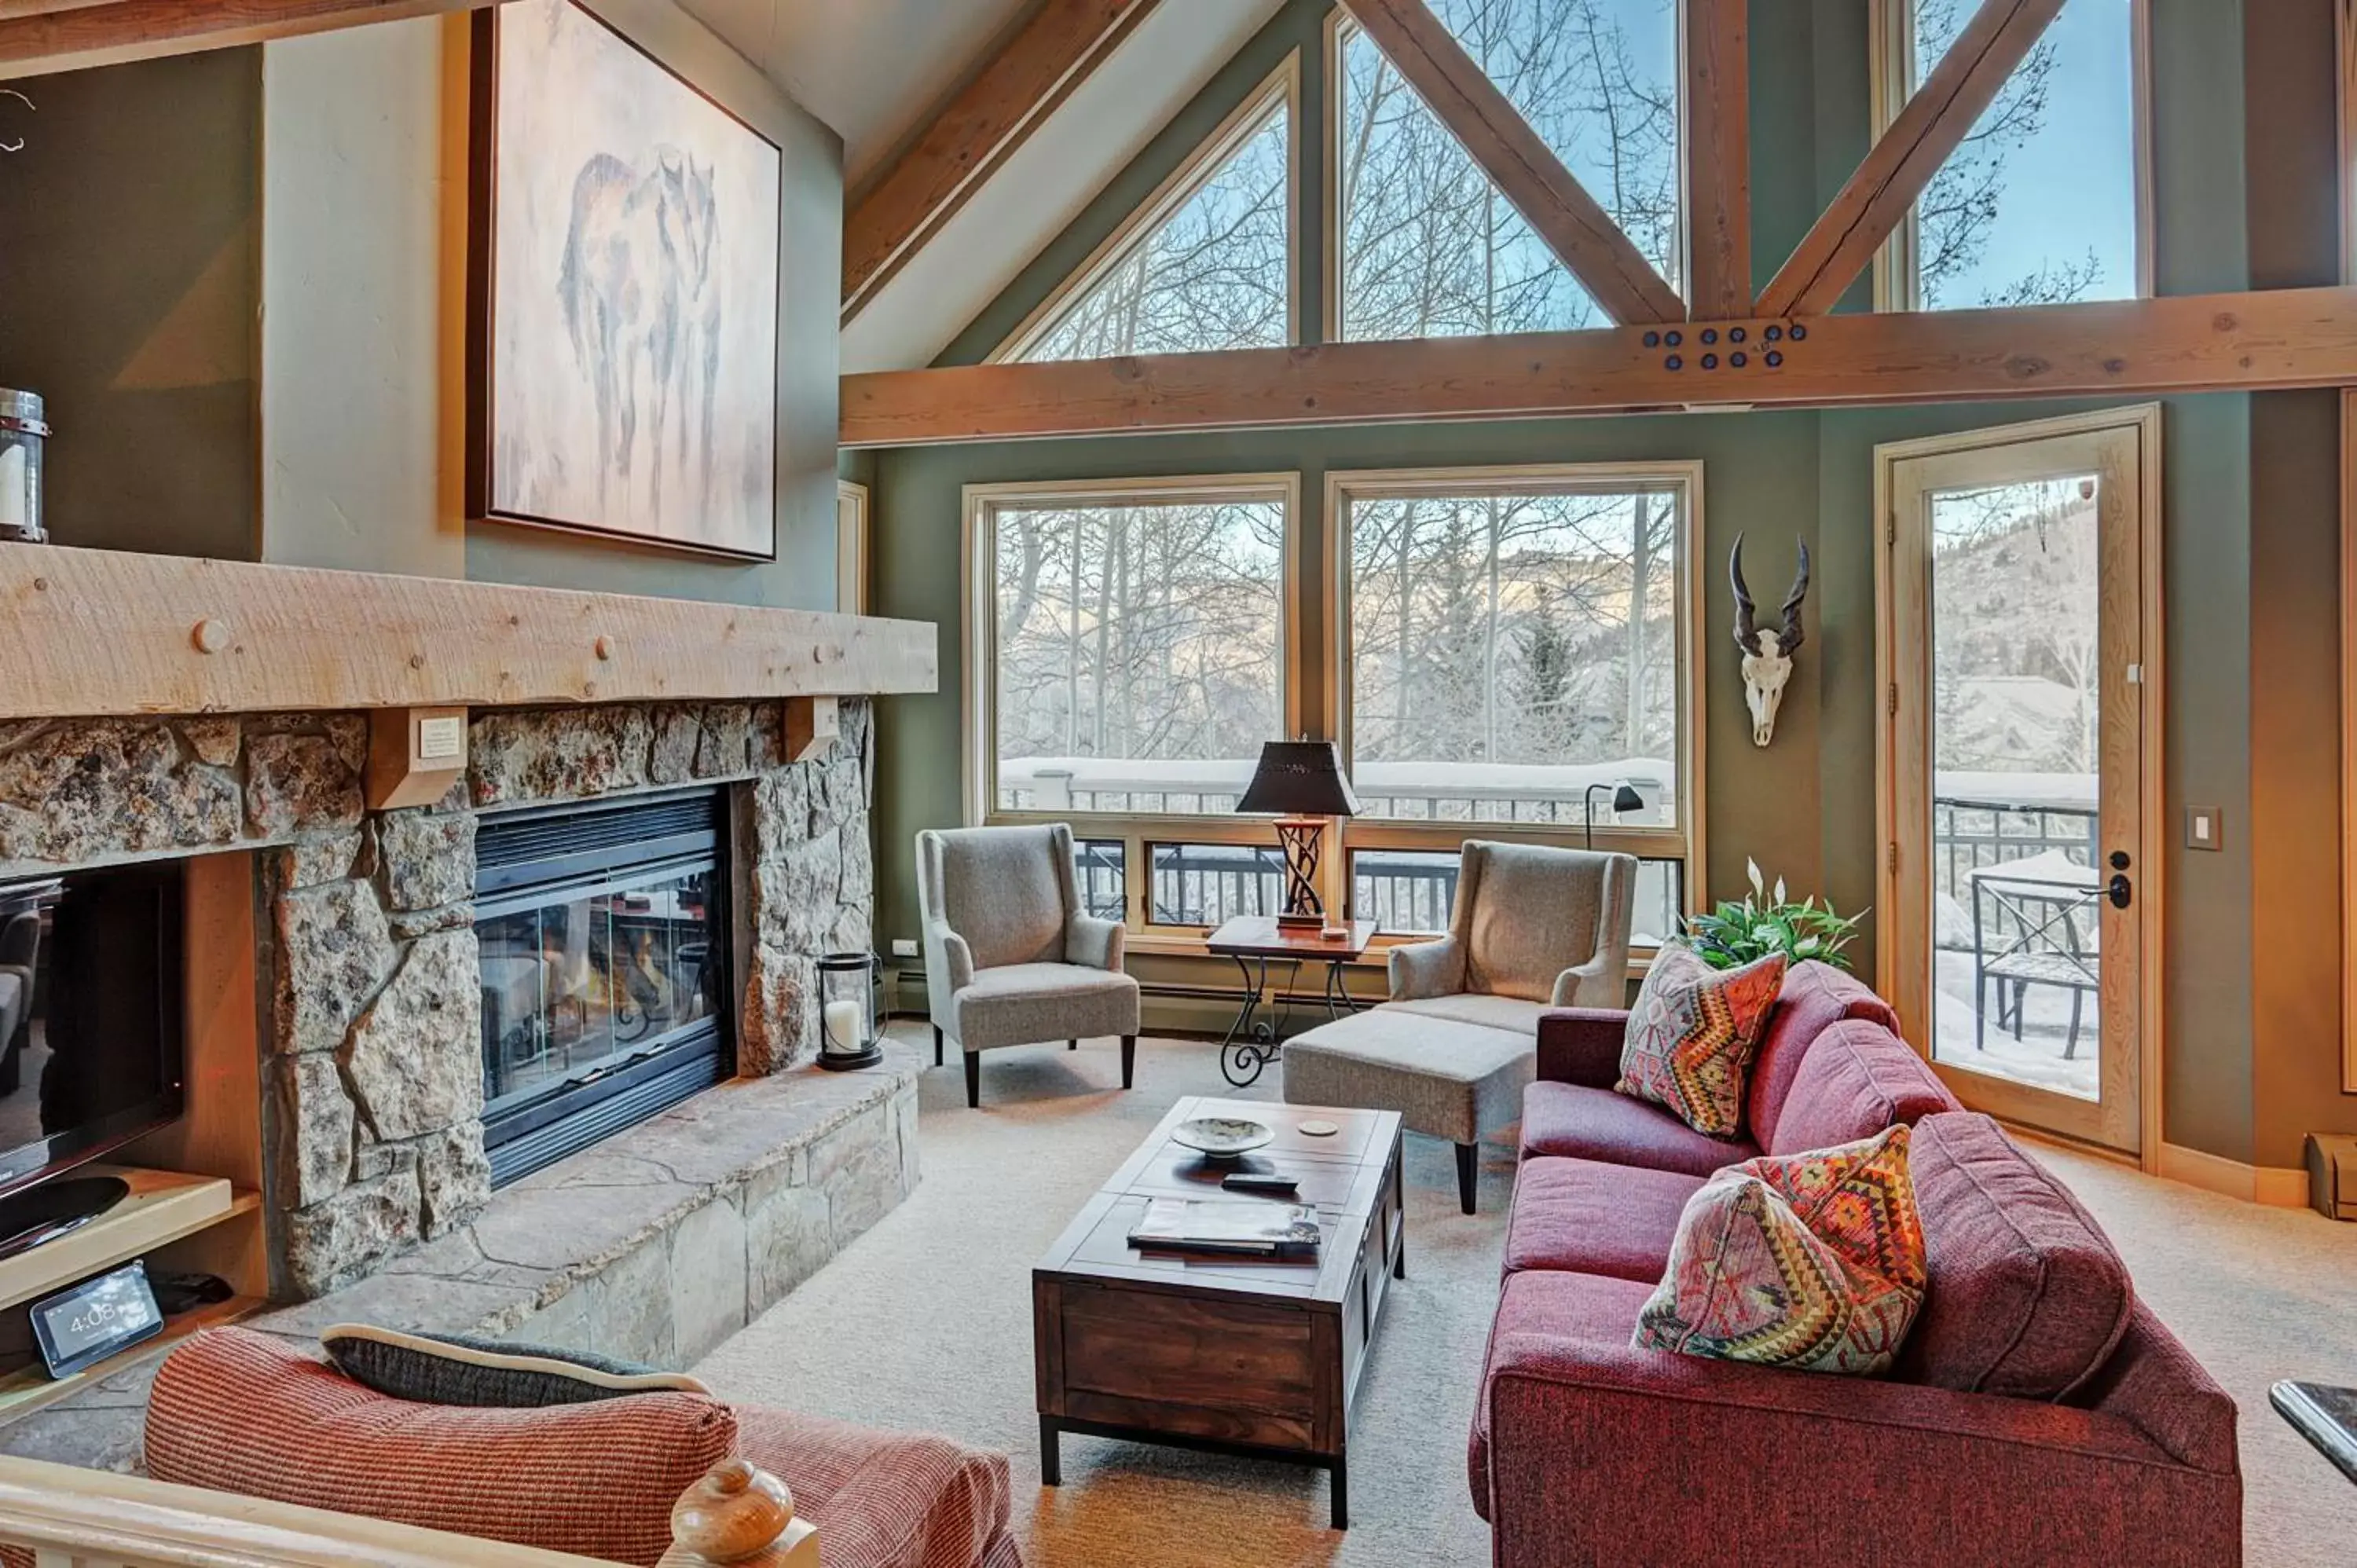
left=1330, top=0, right=1681, bottom=339
left=968, top=477, right=1292, bottom=826
left=1875, top=0, right=2146, bottom=311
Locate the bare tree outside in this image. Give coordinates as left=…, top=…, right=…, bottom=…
left=1014, top=102, right=1290, bottom=361
left=1910, top=0, right=2136, bottom=310
left=1337, top=0, right=1679, bottom=339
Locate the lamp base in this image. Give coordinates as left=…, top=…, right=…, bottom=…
left=1271, top=816, right=1330, bottom=929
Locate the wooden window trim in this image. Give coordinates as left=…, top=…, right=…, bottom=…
left=1868, top=0, right=2154, bottom=313
left=960, top=472, right=1305, bottom=932
left=1322, top=460, right=1709, bottom=948
left=986, top=53, right=1303, bottom=365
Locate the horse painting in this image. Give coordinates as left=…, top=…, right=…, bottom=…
left=477, top=0, right=779, bottom=557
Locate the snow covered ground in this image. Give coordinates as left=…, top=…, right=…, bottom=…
left=1931, top=947, right=2099, bottom=1101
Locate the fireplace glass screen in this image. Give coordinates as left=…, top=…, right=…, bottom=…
left=475, top=791, right=731, bottom=1185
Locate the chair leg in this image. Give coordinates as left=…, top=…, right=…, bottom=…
left=1455, top=1143, right=1478, bottom=1215
left=963, top=1050, right=981, bottom=1109
left=933, top=1024, right=944, bottom=1067
left=1069, top=1038, right=1078, bottom=1051
left=1120, top=1035, right=1135, bottom=1090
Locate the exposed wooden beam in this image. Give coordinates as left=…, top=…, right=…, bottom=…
left=0, top=0, right=500, bottom=79
left=1756, top=0, right=2064, bottom=319
left=1681, top=0, right=1750, bottom=321
left=0, top=543, right=936, bottom=720
left=841, top=0, right=1158, bottom=319
left=842, top=284, right=2357, bottom=445
left=1340, top=0, right=1684, bottom=326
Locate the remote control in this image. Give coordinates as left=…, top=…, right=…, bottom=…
left=1222, top=1173, right=1299, bottom=1194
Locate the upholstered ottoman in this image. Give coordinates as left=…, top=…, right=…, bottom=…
left=1281, top=1008, right=1534, bottom=1214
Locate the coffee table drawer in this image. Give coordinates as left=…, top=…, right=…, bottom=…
left=1054, top=1283, right=1317, bottom=1439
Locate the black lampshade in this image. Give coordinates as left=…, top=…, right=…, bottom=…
left=1612, top=783, right=1644, bottom=814
left=1236, top=741, right=1360, bottom=818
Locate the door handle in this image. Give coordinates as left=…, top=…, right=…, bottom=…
left=2107, top=874, right=2132, bottom=910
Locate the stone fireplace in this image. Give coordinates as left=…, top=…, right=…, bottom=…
left=0, top=697, right=878, bottom=1302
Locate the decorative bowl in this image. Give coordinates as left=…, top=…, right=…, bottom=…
left=1171, top=1117, right=1275, bottom=1160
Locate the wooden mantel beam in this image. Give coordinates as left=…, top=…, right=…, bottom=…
left=1340, top=0, right=1684, bottom=326
left=0, top=544, right=936, bottom=720
left=842, top=0, right=1158, bottom=320
left=1681, top=0, right=1751, bottom=321
left=1755, top=0, right=2064, bottom=318
left=0, top=0, right=502, bottom=79
left=842, top=284, right=2357, bottom=446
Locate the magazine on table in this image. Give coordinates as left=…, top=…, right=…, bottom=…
left=1127, top=1198, right=1321, bottom=1258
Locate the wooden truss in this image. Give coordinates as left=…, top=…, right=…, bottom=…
left=842, top=0, right=2357, bottom=447
left=0, top=0, right=501, bottom=77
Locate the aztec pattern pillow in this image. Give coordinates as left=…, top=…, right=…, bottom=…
left=1634, top=1124, right=1929, bottom=1376
left=1615, top=943, right=1787, bottom=1137
left=321, top=1323, right=710, bottom=1408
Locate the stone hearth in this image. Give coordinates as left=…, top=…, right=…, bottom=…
left=0, top=698, right=878, bottom=1300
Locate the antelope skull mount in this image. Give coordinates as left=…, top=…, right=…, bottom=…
left=1732, top=534, right=1811, bottom=747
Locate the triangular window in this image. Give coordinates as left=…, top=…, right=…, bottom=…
left=1335, top=2, right=1681, bottom=341
left=999, top=70, right=1294, bottom=363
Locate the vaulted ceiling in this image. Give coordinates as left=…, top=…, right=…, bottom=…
left=678, top=0, right=1287, bottom=373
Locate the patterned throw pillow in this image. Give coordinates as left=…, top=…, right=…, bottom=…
left=1634, top=1124, right=1929, bottom=1376
left=1615, top=944, right=1787, bottom=1137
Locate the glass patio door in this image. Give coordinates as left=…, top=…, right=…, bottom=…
left=1879, top=410, right=2157, bottom=1155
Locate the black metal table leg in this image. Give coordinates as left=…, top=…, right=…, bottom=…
left=1220, top=954, right=1274, bottom=1086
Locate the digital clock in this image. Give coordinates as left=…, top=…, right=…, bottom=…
left=31, top=1260, right=163, bottom=1379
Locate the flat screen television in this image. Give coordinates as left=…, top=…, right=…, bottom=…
left=0, top=862, right=185, bottom=1207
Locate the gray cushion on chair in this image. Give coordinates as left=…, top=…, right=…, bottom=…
left=1461, top=841, right=1634, bottom=1002
left=954, top=962, right=1140, bottom=1053
left=1281, top=1010, right=1534, bottom=1146
left=1384, top=993, right=1549, bottom=1035
left=929, top=825, right=1070, bottom=972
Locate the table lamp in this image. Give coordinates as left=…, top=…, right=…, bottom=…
left=1236, top=740, right=1360, bottom=936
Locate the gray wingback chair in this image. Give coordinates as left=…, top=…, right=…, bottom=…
left=916, top=823, right=1140, bottom=1108
left=1283, top=840, right=1636, bottom=1214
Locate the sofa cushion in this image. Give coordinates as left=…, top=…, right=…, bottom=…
left=735, top=1405, right=1015, bottom=1568
left=1897, top=1112, right=2135, bottom=1401
left=1745, top=962, right=1901, bottom=1145
left=1635, top=1124, right=1928, bottom=1377
left=1281, top=1010, right=1533, bottom=1145
left=1765, top=1018, right=1959, bottom=1156
left=1519, top=1079, right=1761, bottom=1177
left=1503, top=1156, right=1703, bottom=1281
left=1469, top=1268, right=1656, bottom=1520
left=1385, top=992, right=1549, bottom=1035
left=146, top=1327, right=735, bottom=1567
left=1615, top=946, right=1787, bottom=1138
left=321, top=1323, right=709, bottom=1407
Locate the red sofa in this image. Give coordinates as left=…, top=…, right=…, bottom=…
left=1473, top=964, right=2243, bottom=1567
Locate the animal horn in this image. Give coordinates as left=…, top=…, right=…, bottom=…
left=1730, top=533, right=1761, bottom=655
left=1779, top=539, right=1810, bottom=656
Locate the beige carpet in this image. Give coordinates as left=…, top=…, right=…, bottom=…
left=696, top=1029, right=2357, bottom=1566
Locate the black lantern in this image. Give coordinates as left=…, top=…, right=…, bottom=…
left=1236, top=740, right=1360, bottom=934
left=816, top=952, right=882, bottom=1072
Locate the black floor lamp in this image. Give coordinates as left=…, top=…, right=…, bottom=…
left=1585, top=782, right=1645, bottom=848
left=1237, top=741, right=1360, bottom=936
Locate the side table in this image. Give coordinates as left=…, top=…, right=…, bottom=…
left=1203, top=916, right=1378, bottom=1087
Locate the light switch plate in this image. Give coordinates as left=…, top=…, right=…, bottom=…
left=891, top=938, right=919, bottom=959
left=2187, top=807, right=2223, bottom=852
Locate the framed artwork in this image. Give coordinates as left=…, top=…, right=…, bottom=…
left=467, top=0, right=783, bottom=559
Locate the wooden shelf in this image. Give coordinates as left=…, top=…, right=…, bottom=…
left=0, top=1294, right=261, bottom=1424
left=0, top=542, right=937, bottom=720
left=0, top=1168, right=251, bottom=1313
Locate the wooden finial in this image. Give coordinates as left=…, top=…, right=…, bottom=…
left=657, top=1459, right=817, bottom=1567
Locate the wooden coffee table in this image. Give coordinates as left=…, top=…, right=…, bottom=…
left=1032, top=1096, right=1405, bottom=1530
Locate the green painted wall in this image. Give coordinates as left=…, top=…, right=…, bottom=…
left=0, top=48, right=262, bottom=562
left=868, top=0, right=2357, bottom=1168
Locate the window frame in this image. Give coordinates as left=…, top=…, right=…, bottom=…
left=987, top=53, right=1303, bottom=365
left=1868, top=0, right=2155, bottom=313
left=961, top=473, right=1305, bottom=947
left=1323, top=461, right=1708, bottom=953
